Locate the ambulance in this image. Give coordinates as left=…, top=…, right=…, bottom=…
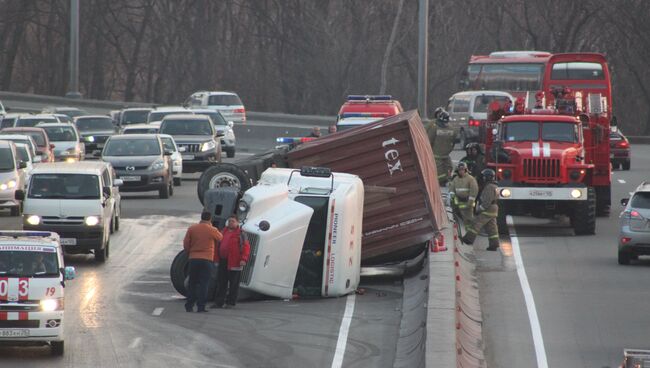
left=0, top=231, right=76, bottom=355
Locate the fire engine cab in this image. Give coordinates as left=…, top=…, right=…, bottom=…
left=0, top=231, right=76, bottom=355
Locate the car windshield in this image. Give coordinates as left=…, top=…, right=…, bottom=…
left=542, top=122, right=578, bottom=143
left=0, top=248, right=59, bottom=277
left=161, top=137, right=177, bottom=152
left=121, top=110, right=150, bottom=125
left=42, top=126, right=77, bottom=142
left=16, top=132, right=45, bottom=146
left=76, top=118, right=114, bottom=131
left=16, top=118, right=57, bottom=127
left=631, top=192, right=650, bottom=209
left=104, top=138, right=161, bottom=156
left=473, top=95, right=512, bottom=113
left=29, top=173, right=100, bottom=199
left=15, top=146, right=30, bottom=163
left=0, top=148, right=15, bottom=171
left=194, top=112, right=227, bottom=125
left=208, top=95, right=242, bottom=106
left=160, top=119, right=213, bottom=136
left=503, top=122, right=539, bottom=142
left=148, top=111, right=187, bottom=123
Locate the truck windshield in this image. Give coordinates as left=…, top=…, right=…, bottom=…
left=542, top=122, right=578, bottom=143
left=467, top=63, right=544, bottom=91
left=503, top=122, right=539, bottom=142
left=0, top=248, right=59, bottom=277
left=29, top=173, right=100, bottom=199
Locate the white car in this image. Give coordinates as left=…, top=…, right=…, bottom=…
left=121, top=124, right=159, bottom=135
left=159, top=134, right=184, bottom=186
left=14, top=142, right=35, bottom=178
left=0, top=134, right=38, bottom=159
left=185, top=91, right=246, bottom=124
left=0, top=141, right=27, bottom=216
left=14, top=114, right=62, bottom=128
left=37, top=123, right=84, bottom=162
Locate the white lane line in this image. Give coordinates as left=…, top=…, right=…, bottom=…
left=507, top=215, right=548, bottom=368
left=152, top=307, right=164, bottom=316
left=618, top=179, right=626, bottom=184
left=331, top=294, right=356, bottom=368
left=128, top=337, right=142, bottom=349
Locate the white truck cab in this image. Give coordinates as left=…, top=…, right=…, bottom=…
left=237, top=167, right=364, bottom=299
left=0, top=231, right=76, bottom=355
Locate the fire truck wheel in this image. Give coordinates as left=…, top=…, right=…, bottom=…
left=572, top=187, right=596, bottom=235
left=197, top=163, right=251, bottom=205
left=622, top=160, right=630, bottom=171
left=497, top=203, right=509, bottom=234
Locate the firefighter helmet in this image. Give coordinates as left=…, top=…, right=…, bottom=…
left=481, top=168, right=496, bottom=182
left=433, top=107, right=450, bottom=127
left=457, top=162, right=467, bottom=171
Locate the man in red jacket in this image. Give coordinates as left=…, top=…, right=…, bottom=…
left=212, top=215, right=250, bottom=309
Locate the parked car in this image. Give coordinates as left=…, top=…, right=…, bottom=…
left=41, top=106, right=87, bottom=118
left=0, top=140, right=27, bottom=216
left=191, top=108, right=236, bottom=158
left=119, top=107, right=152, bottom=126
left=0, top=127, right=54, bottom=163
left=610, top=129, right=630, bottom=170
left=158, top=114, right=221, bottom=173
left=99, top=134, right=174, bottom=199
left=618, top=182, right=650, bottom=264
left=121, top=124, right=159, bottom=135
left=184, top=91, right=246, bottom=124
left=159, top=134, right=184, bottom=186
left=38, top=123, right=84, bottom=162
left=446, top=90, right=515, bottom=149
left=20, top=161, right=122, bottom=262
left=147, top=106, right=192, bottom=124
left=15, top=114, right=61, bottom=128
left=75, top=115, right=118, bottom=155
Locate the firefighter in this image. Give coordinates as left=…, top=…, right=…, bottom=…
left=460, top=143, right=486, bottom=180
left=426, top=107, right=456, bottom=186
left=461, top=169, right=500, bottom=251
left=448, top=162, right=479, bottom=223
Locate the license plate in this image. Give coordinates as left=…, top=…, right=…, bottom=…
left=182, top=154, right=195, bottom=160
left=120, top=176, right=141, bottom=182
left=60, top=238, right=77, bottom=246
left=0, top=329, right=30, bottom=337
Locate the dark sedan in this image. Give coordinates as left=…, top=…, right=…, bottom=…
left=610, top=130, right=630, bottom=170
left=75, top=115, right=118, bottom=155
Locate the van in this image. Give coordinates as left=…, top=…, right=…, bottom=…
left=19, top=161, right=122, bottom=262
left=0, top=231, right=76, bottom=355
left=446, top=90, right=515, bottom=149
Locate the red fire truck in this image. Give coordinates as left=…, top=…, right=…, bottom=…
left=463, top=52, right=614, bottom=234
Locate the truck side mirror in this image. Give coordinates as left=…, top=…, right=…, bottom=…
left=15, top=189, right=25, bottom=201
left=621, top=198, right=629, bottom=206
left=63, top=266, right=76, bottom=281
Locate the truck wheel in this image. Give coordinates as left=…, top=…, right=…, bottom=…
left=572, top=187, right=596, bottom=235
left=497, top=202, right=509, bottom=234
left=170, top=250, right=189, bottom=296
left=51, top=341, right=64, bottom=356
left=197, top=163, right=251, bottom=205
left=9, top=205, right=20, bottom=217
left=622, top=160, right=631, bottom=170
left=174, top=177, right=182, bottom=186
left=618, top=251, right=631, bottom=265
left=596, top=186, right=611, bottom=217
left=159, top=183, right=170, bottom=199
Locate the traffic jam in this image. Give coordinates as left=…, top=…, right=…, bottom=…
left=0, top=50, right=645, bottom=367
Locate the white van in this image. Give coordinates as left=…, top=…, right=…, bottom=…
left=19, top=161, right=122, bottom=262
left=0, top=231, right=76, bottom=355
left=237, top=167, right=363, bottom=299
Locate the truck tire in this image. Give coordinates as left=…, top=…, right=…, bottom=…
left=170, top=250, right=219, bottom=299
left=618, top=250, right=631, bottom=265
left=497, top=202, right=509, bottom=234
left=622, top=160, right=630, bottom=170
left=596, top=186, right=611, bottom=217
left=51, top=341, right=64, bottom=356
left=572, top=187, right=596, bottom=235
left=197, top=163, right=251, bottom=205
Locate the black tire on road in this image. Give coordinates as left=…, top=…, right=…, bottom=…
left=159, top=183, right=170, bottom=199
left=174, top=177, right=182, bottom=186
left=618, top=251, right=631, bottom=265
left=572, top=187, right=596, bottom=235
left=10, top=205, right=20, bottom=217
left=622, top=160, right=631, bottom=171
left=170, top=250, right=219, bottom=299
left=51, top=341, right=64, bottom=356
left=95, top=240, right=107, bottom=263
left=169, top=181, right=174, bottom=197
left=197, top=163, right=251, bottom=205
left=114, top=214, right=120, bottom=231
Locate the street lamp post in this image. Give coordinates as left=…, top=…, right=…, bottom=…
left=417, top=0, right=428, bottom=121
left=65, top=0, right=82, bottom=99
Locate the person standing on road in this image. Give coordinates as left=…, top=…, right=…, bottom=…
left=426, top=107, right=456, bottom=186
left=183, top=211, right=223, bottom=312
left=449, top=162, right=479, bottom=223
left=212, top=215, right=250, bottom=309
left=462, top=169, right=500, bottom=251
left=308, top=126, right=322, bottom=138
left=460, top=143, right=486, bottom=180
left=328, top=125, right=337, bottom=134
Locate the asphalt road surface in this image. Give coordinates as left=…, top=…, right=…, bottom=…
left=467, top=144, right=650, bottom=368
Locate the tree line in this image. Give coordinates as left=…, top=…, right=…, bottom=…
left=1, top=0, right=648, bottom=134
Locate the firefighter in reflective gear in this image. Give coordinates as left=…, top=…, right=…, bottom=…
left=449, top=162, right=478, bottom=223
left=462, top=169, right=500, bottom=251
left=426, top=107, right=456, bottom=186
left=460, top=143, right=486, bottom=180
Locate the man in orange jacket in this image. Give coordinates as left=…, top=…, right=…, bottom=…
left=212, top=215, right=250, bottom=309
left=183, top=211, right=223, bottom=312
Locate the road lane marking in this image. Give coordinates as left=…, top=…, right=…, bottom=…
left=331, top=294, right=356, bottom=368
left=507, top=215, right=549, bottom=368
left=129, top=337, right=141, bottom=349
left=152, top=307, right=164, bottom=316
left=618, top=179, right=626, bottom=184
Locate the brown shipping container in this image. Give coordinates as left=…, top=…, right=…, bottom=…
left=288, top=110, right=448, bottom=264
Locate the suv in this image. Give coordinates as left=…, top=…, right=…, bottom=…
left=74, top=115, right=118, bottom=155
left=20, top=161, right=122, bottom=262
left=100, top=134, right=174, bottom=198
left=336, top=95, right=403, bottom=131
left=0, top=140, right=27, bottom=216
left=445, top=90, right=515, bottom=149
left=0, top=231, right=76, bottom=355
left=0, top=127, right=54, bottom=163
left=185, top=91, right=246, bottom=124
left=159, top=114, right=221, bottom=173
left=618, top=182, right=650, bottom=265
left=38, top=123, right=84, bottom=162
left=191, top=108, right=236, bottom=158
left=119, top=107, right=152, bottom=126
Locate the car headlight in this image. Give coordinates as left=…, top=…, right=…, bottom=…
left=500, top=188, right=512, bottom=198
left=85, top=136, right=95, bottom=142
left=26, top=215, right=41, bottom=225
left=150, top=159, right=165, bottom=171
left=0, top=180, right=16, bottom=191
left=201, top=141, right=216, bottom=152
left=84, top=216, right=100, bottom=226
left=570, top=189, right=582, bottom=199
left=40, top=298, right=63, bottom=312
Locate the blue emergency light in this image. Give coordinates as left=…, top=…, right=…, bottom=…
left=0, top=231, right=55, bottom=238
left=347, top=95, right=392, bottom=101
left=276, top=137, right=315, bottom=144
left=341, top=112, right=389, bottom=118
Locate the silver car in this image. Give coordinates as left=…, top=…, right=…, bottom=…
left=618, top=182, right=650, bottom=265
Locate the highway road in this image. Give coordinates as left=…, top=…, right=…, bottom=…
left=0, top=101, right=412, bottom=367
left=470, top=144, right=650, bottom=368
